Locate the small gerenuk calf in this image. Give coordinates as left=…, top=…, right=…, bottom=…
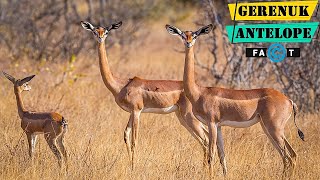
left=3, top=72, right=68, bottom=167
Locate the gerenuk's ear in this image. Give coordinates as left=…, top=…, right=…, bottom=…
left=165, top=24, right=183, bottom=36
left=18, top=75, right=35, bottom=86
left=2, top=71, right=16, bottom=84
left=194, top=24, right=214, bottom=36
left=107, top=21, right=123, bottom=31
left=81, top=21, right=95, bottom=31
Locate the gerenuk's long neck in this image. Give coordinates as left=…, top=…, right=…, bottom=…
left=184, top=46, right=200, bottom=103
left=98, top=41, right=121, bottom=96
left=14, top=87, right=26, bottom=119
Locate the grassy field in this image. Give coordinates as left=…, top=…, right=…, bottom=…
left=0, top=21, right=319, bottom=180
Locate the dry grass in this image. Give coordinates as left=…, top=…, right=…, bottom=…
left=0, top=22, right=320, bottom=180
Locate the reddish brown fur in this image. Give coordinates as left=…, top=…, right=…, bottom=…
left=185, top=31, right=193, bottom=43
left=93, top=37, right=214, bottom=170
left=180, top=33, right=298, bottom=178
left=3, top=74, right=68, bottom=167
left=83, top=23, right=228, bottom=172
left=96, top=27, right=105, bottom=38
left=50, top=112, right=63, bottom=122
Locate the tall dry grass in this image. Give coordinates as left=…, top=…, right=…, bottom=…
left=0, top=23, right=319, bottom=180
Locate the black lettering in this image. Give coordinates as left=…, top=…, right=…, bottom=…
left=304, top=28, right=312, bottom=38
left=241, top=5, right=310, bottom=17
left=260, top=6, right=267, bottom=16
left=278, top=6, right=286, bottom=16
left=293, top=28, right=302, bottom=38
left=239, top=6, right=247, bottom=16
left=266, top=28, right=273, bottom=38
left=249, top=6, right=257, bottom=16
left=275, top=28, right=283, bottom=38
left=256, top=28, right=265, bottom=38
left=270, top=6, right=277, bottom=16
left=246, top=28, right=255, bottom=38
left=289, top=6, right=297, bottom=16
left=300, top=6, right=309, bottom=16
left=283, top=28, right=292, bottom=38
left=236, top=28, right=245, bottom=38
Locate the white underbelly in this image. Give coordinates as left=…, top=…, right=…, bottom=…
left=219, top=116, right=260, bottom=128
left=196, top=115, right=260, bottom=128
left=142, top=105, right=178, bottom=114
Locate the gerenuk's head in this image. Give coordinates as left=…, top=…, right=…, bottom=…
left=81, top=21, right=122, bottom=43
left=165, top=24, right=214, bottom=48
left=3, top=71, right=35, bottom=93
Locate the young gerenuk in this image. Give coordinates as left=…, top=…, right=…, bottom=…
left=3, top=72, right=68, bottom=167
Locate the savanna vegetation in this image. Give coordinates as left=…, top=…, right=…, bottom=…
left=0, top=0, right=319, bottom=179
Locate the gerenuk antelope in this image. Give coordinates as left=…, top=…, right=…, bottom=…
left=80, top=21, right=227, bottom=171
left=3, top=72, right=68, bottom=167
left=165, top=24, right=304, bottom=178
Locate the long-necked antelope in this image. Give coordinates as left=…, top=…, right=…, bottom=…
left=3, top=72, right=68, bottom=167
left=166, top=24, right=304, bottom=178
left=81, top=21, right=228, bottom=171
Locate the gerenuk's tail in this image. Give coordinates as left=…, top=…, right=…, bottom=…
left=291, top=100, right=304, bottom=141
left=61, top=117, right=68, bottom=129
